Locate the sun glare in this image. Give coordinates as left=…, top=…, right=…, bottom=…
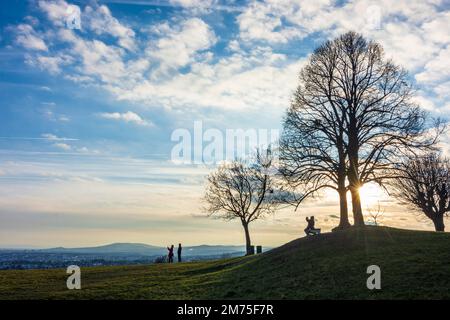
left=359, top=183, right=388, bottom=208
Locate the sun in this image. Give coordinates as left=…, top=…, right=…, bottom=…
left=359, top=183, right=388, bottom=208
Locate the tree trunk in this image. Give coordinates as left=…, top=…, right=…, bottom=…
left=242, top=222, right=252, bottom=255
left=432, top=214, right=445, bottom=232
left=335, top=146, right=350, bottom=230
left=347, top=119, right=364, bottom=227
left=350, top=186, right=365, bottom=226
left=348, top=154, right=365, bottom=226
left=337, top=188, right=351, bottom=229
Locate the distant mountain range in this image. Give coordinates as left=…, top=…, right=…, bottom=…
left=38, top=243, right=248, bottom=257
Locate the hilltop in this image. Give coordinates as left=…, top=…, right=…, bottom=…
left=0, top=226, right=449, bottom=299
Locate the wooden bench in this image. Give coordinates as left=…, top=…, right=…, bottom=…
left=306, top=228, right=321, bottom=236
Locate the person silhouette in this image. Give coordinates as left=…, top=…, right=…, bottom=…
left=177, top=243, right=182, bottom=263
left=167, top=245, right=174, bottom=263
left=305, top=216, right=321, bottom=236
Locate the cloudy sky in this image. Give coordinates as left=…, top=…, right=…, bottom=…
left=0, top=0, right=449, bottom=248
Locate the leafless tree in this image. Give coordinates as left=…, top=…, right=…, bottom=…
left=281, top=31, right=439, bottom=227
left=366, top=202, right=384, bottom=226
left=204, top=149, right=279, bottom=255
left=390, top=153, right=449, bottom=231
left=334, top=32, right=439, bottom=226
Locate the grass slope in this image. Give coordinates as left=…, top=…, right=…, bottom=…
left=0, top=226, right=449, bottom=299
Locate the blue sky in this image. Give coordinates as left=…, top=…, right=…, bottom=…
left=0, top=0, right=449, bottom=248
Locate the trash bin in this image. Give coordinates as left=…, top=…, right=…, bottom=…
left=256, top=245, right=262, bottom=254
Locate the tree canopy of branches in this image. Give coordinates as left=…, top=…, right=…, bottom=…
left=281, top=31, right=438, bottom=227
left=204, top=150, right=278, bottom=255
left=390, top=153, right=449, bottom=231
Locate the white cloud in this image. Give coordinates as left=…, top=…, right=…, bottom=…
left=25, top=53, right=73, bottom=74
left=236, top=0, right=447, bottom=71
left=41, top=134, right=90, bottom=153
left=371, top=22, right=438, bottom=70
left=58, top=115, right=70, bottom=122
left=57, top=28, right=127, bottom=83
left=114, top=47, right=301, bottom=111
left=98, top=111, right=152, bottom=126
left=434, top=81, right=450, bottom=100
left=37, top=0, right=72, bottom=27
left=41, top=133, right=78, bottom=141
left=41, top=133, right=58, bottom=140
left=237, top=1, right=304, bottom=43
left=53, top=27, right=151, bottom=86
left=14, top=0, right=449, bottom=115
left=232, top=0, right=450, bottom=115
left=227, top=39, right=240, bottom=52
left=167, top=0, right=236, bottom=14
left=169, top=0, right=214, bottom=8
left=84, top=5, right=136, bottom=51
left=53, top=142, right=72, bottom=150
left=421, top=11, right=450, bottom=44
left=52, top=143, right=98, bottom=154
left=14, top=24, right=47, bottom=51
left=147, top=18, right=216, bottom=70
left=416, top=45, right=450, bottom=83
left=411, top=95, right=436, bottom=112
left=19, top=3, right=301, bottom=112
left=77, top=147, right=89, bottom=153
left=38, top=0, right=135, bottom=51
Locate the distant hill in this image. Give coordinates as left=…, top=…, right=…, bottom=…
left=1, top=226, right=449, bottom=299
left=41, top=243, right=163, bottom=256
left=39, top=243, right=248, bottom=257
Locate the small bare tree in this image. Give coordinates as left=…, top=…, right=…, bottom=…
left=366, top=202, right=384, bottom=226
left=390, top=153, right=450, bottom=231
left=204, top=150, right=279, bottom=255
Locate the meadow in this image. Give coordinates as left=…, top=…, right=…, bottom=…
left=0, top=226, right=449, bottom=300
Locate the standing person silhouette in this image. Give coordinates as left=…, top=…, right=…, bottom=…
left=167, top=245, right=174, bottom=263
left=177, top=243, right=182, bottom=263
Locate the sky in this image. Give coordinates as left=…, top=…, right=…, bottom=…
left=0, top=0, right=449, bottom=248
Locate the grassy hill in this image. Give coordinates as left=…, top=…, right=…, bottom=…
left=0, top=226, right=449, bottom=299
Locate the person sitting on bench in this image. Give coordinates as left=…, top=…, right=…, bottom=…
left=305, top=216, right=321, bottom=236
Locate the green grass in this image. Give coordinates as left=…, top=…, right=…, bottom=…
left=1, top=226, right=449, bottom=299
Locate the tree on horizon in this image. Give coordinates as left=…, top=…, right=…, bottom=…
left=204, top=149, right=280, bottom=255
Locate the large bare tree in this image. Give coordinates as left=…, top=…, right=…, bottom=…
left=204, top=150, right=279, bottom=255
left=281, top=31, right=438, bottom=227
left=390, top=153, right=449, bottom=231
left=332, top=32, right=437, bottom=226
